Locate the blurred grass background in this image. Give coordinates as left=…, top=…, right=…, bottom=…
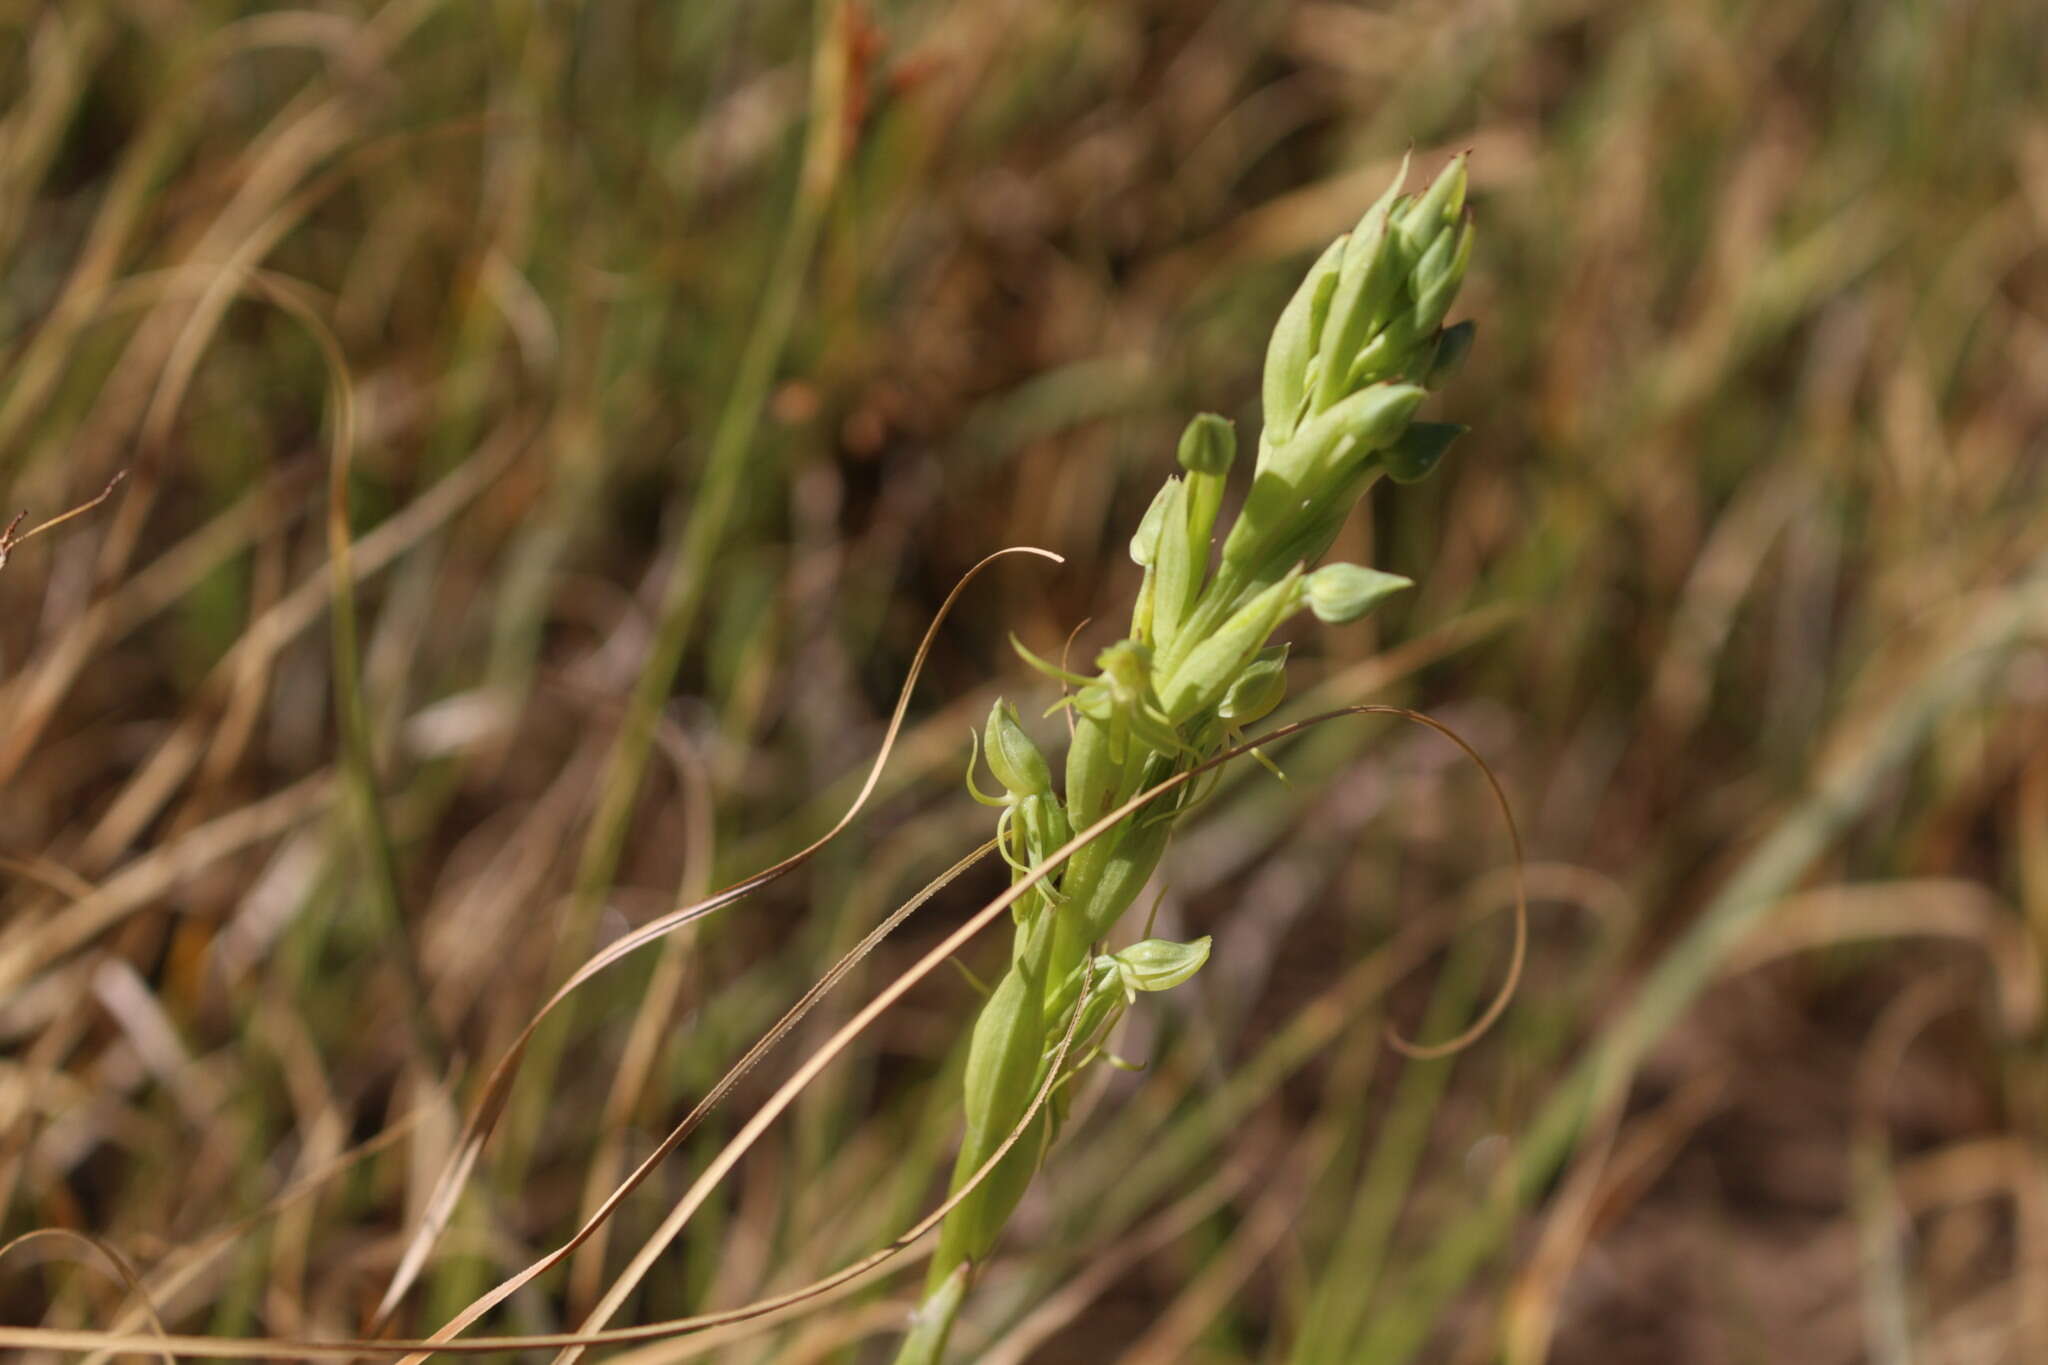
left=2, top=0, right=2046, bottom=1361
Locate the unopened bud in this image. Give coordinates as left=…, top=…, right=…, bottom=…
left=1177, top=413, right=1237, bottom=476
left=984, top=700, right=1054, bottom=797
left=1217, top=645, right=1289, bottom=725
left=1304, top=563, right=1412, bottom=624
left=1110, top=936, right=1212, bottom=998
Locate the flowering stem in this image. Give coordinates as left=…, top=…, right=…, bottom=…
left=893, top=153, right=1476, bottom=1361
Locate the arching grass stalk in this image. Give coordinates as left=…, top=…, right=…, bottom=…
left=895, top=154, right=1478, bottom=1363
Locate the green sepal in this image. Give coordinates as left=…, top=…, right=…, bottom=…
left=1382, top=421, right=1465, bottom=484
left=963, top=727, right=1008, bottom=808
left=1010, top=632, right=1094, bottom=688
left=1425, top=320, right=1476, bottom=387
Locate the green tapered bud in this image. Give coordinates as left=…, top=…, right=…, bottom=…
left=1065, top=708, right=1116, bottom=827
left=1342, top=151, right=1409, bottom=276
left=1262, top=235, right=1346, bottom=444
left=1217, top=644, right=1288, bottom=725
left=1129, top=478, right=1177, bottom=567
left=1265, top=381, right=1427, bottom=488
left=1179, top=416, right=1233, bottom=595
left=1304, top=563, right=1412, bottom=624
left=1109, top=936, right=1212, bottom=998
left=1412, top=219, right=1473, bottom=334
left=985, top=699, right=1054, bottom=797
left=1317, top=233, right=1394, bottom=409
left=1396, top=154, right=1467, bottom=258
left=1159, top=568, right=1304, bottom=721
left=1312, top=161, right=1421, bottom=413
left=1177, top=413, right=1236, bottom=476
left=1149, top=478, right=1197, bottom=652
left=1382, top=421, right=1465, bottom=484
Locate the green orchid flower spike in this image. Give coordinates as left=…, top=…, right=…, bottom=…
left=894, top=154, right=1475, bottom=1364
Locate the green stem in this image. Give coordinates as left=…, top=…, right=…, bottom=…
left=893, top=1263, right=970, bottom=1365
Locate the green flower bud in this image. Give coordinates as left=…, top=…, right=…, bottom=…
left=1304, top=563, right=1412, bottom=624
left=1176, top=413, right=1236, bottom=476
left=1129, top=477, right=1177, bottom=568
left=1382, top=420, right=1465, bottom=484
left=945, top=961, right=1049, bottom=1267
left=1149, top=478, right=1197, bottom=654
left=1396, top=154, right=1467, bottom=258
left=1411, top=219, right=1473, bottom=335
left=1341, top=152, right=1408, bottom=278
left=1110, top=936, right=1212, bottom=998
left=1179, top=416, right=1233, bottom=590
left=1263, top=382, right=1427, bottom=489
left=1262, top=236, right=1347, bottom=445
left=1159, top=568, right=1304, bottom=721
left=985, top=699, right=1054, bottom=798
left=1015, top=791, right=1071, bottom=862
left=1065, top=710, right=1116, bottom=827
left=1317, top=203, right=1411, bottom=409
left=1217, top=644, right=1289, bottom=725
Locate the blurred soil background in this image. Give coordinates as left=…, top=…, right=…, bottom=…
left=2, top=1, right=2047, bottom=1362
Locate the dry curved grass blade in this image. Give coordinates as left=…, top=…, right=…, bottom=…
left=1501, top=1068, right=1729, bottom=1365
left=1850, top=971, right=1971, bottom=1365
left=566, top=721, right=721, bottom=1311
left=596, top=1299, right=916, bottom=1365
left=369, top=544, right=1061, bottom=1328
left=75, top=1111, right=423, bottom=1365
left=971, top=1131, right=1271, bottom=1365
left=397, top=839, right=1000, bottom=1355
left=544, top=867, right=1106, bottom=1365
left=1726, top=878, right=2041, bottom=1036
left=0, top=705, right=1515, bottom=1359
left=0, top=771, right=332, bottom=996
left=549, top=705, right=1520, bottom=1364
left=0, top=1228, right=172, bottom=1365
left=0, top=471, right=125, bottom=573
left=1352, top=554, right=2048, bottom=1365
left=1374, top=710, right=1526, bottom=1060
left=0, top=909, right=1103, bottom=1362
left=0, top=855, right=98, bottom=902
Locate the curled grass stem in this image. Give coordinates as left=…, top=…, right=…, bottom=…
left=3, top=702, right=1521, bottom=1360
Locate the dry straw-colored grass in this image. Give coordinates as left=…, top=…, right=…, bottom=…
left=2, top=1, right=2046, bottom=1362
